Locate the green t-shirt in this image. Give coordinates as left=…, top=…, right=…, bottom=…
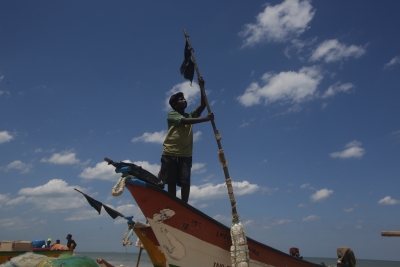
left=162, top=109, right=199, bottom=157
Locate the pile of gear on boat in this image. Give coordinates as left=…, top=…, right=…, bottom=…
left=0, top=234, right=76, bottom=251
left=0, top=234, right=100, bottom=267
left=290, top=246, right=356, bottom=267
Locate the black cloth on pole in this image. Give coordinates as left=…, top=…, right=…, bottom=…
left=84, top=194, right=103, bottom=214
left=180, top=41, right=195, bottom=84
left=75, top=189, right=103, bottom=215
left=103, top=204, right=124, bottom=219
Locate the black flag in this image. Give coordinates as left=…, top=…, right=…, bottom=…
left=75, top=188, right=102, bottom=214
left=103, top=204, right=125, bottom=219
left=74, top=188, right=125, bottom=219
left=180, top=41, right=195, bottom=84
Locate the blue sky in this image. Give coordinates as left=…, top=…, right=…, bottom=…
left=1, top=0, right=400, bottom=261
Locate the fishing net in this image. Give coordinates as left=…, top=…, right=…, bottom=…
left=0, top=252, right=46, bottom=267
left=0, top=253, right=98, bottom=267
left=36, top=255, right=98, bottom=267
left=230, top=220, right=249, bottom=267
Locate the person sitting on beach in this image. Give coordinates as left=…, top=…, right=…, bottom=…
left=158, top=77, right=213, bottom=203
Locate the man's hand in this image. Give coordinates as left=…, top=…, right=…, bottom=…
left=198, top=76, right=205, bottom=87
left=206, top=112, right=214, bottom=121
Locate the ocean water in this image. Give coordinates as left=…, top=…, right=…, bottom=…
left=78, top=252, right=400, bottom=267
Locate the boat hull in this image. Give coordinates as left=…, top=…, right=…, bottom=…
left=126, top=178, right=322, bottom=267
left=134, top=222, right=167, bottom=267
left=0, top=249, right=73, bottom=264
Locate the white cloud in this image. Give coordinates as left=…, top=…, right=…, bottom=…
left=0, top=90, right=10, bottom=97
left=132, top=130, right=202, bottom=144
left=0, top=193, right=11, bottom=207
left=284, top=37, right=318, bottom=59
left=302, top=215, right=320, bottom=221
left=17, top=179, right=89, bottom=211
left=322, top=82, right=354, bottom=98
left=239, top=0, right=315, bottom=46
left=239, top=118, right=255, bottom=128
left=0, top=217, right=29, bottom=230
left=133, top=161, right=160, bottom=176
left=79, top=161, right=122, bottom=181
left=79, top=160, right=160, bottom=181
left=0, top=131, right=13, bottom=144
left=192, top=163, right=206, bottom=174
left=299, top=183, right=316, bottom=191
left=384, top=55, right=400, bottom=69
left=378, top=196, right=400, bottom=205
left=262, top=218, right=292, bottom=229
left=300, top=183, right=310, bottom=189
left=65, top=203, right=144, bottom=223
left=41, top=151, right=80, bottom=165
left=272, top=219, right=292, bottom=225
left=263, top=187, right=279, bottom=194
left=330, top=140, right=365, bottom=159
left=343, top=208, right=354, bottom=212
left=196, top=203, right=209, bottom=209
left=4, top=160, right=33, bottom=174
left=132, top=130, right=167, bottom=144
left=7, top=196, right=27, bottom=206
left=311, top=188, right=333, bottom=202
left=310, top=39, right=366, bottom=63
left=237, top=66, right=323, bottom=107
left=164, top=81, right=203, bottom=111
left=193, top=131, right=202, bottom=142
left=64, top=209, right=106, bottom=221
left=241, top=220, right=254, bottom=227
left=19, top=179, right=79, bottom=197
left=189, top=180, right=260, bottom=201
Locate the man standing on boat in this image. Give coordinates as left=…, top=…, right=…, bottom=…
left=159, top=77, right=213, bottom=203
left=66, top=234, right=77, bottom=250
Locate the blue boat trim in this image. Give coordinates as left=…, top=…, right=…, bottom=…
left=125, top=177, right=146, bottom=187
left=115, top=166, right=131, bottom=175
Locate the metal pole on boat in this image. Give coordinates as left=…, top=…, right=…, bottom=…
left=183, top=30, right=249, bottom=267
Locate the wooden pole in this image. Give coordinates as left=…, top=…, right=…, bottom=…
left=183, top=29, right=238, bottom=218
left=135, top=247, right=143, bottom=267
left=381, top=231, right=400, bottom=237
left=135, top=220, right=148, bottom=267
